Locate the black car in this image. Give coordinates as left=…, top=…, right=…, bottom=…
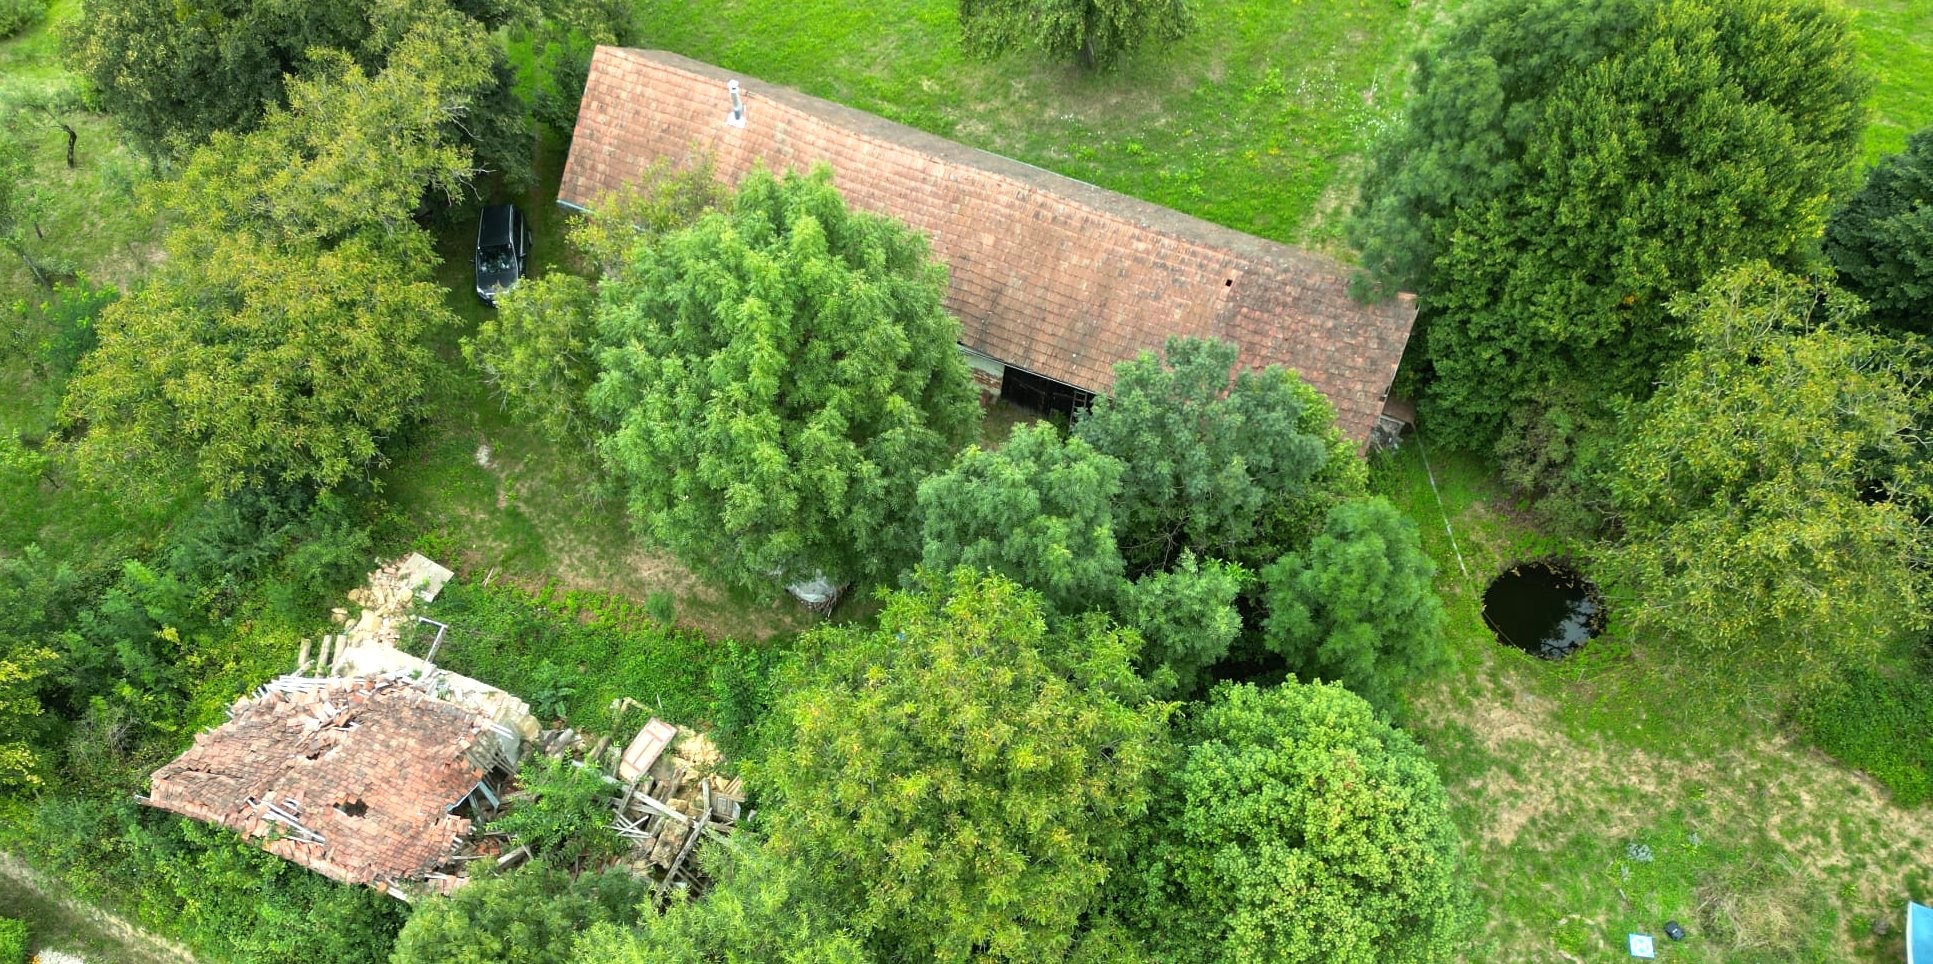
left=474, top=204, right=532, bottom=305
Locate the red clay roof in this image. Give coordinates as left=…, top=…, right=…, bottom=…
left=558, top=48, right=1417, bottom=443
left=147, top=677, right=494, bottom=890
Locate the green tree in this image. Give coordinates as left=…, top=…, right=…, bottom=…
left=465, top=273, right=599, bottom=446
left=1128, top=682, right=1469, bottom=963
left=568, top=154, right=730, bottom=277
left=0, top=643, right=54, bottom=790
left=1605, top=262, right=1929, bottom=673
left=154, top=15, right=491, bottom=248
left=754, top=569, right=1170, bottom=962
left=1825, top=125, right=1933, bottom=335
left=1073, top=337, right=1335, bottom=572
left=61, top=230, right=454, bottom=499
left=1115, top=551, right=1247, bottom=699
left=488, top=754, right=624, bottom=870
left=0, top=126, right=72, bottom=288
left=1261, top=497, right=1446, bottom=716
left=392, top=865, right=647, bottom=964
left=589, top=165, right=981, bottom=593
left=1352, top=0, right=1867, bottom=450
left=62, top=0, right=524, bottom=157
left=915, top=422, right=1125, bottom=615
left=571, top=843, right=869, bottom=964
left=959, top=0, right=1194, bottom=70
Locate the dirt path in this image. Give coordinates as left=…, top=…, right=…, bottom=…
left=0, top=851, right=198, bottom=964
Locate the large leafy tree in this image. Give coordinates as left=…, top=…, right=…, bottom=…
left=1826, top=125, right=1933, bottom=335
left=392, top=866, right=647, bottom=964
left=1605, top=262, right=1930, bottom=673
left=1073, top=337, right=1336, bottom=572
left=754, top=569, right=1169, bottom=962
left=63, top=0, right=526, bottom=158
left=0, top=643, right=54, bottom=790
left=1261, top=497, right=1446, bottom=716
left=1352, top=0, right=1867, bottom=450
left=1127, top=682, right=1469, bottom=963
left=465, top=273, right=600, bottom=447
left=915, top=422, right=1125, bottom=615
left=959, top=0, right=1195, bottom=70
left=589, top=165, right=981, bottom=593
left=154, top=13, right=491, bottom=247
left=60, top=230, right=454, bottom=499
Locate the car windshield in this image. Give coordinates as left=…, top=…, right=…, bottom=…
left=479, top=245, right=515, bottom=273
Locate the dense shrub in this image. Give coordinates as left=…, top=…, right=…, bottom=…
left=1798, top=662, right=1933, bottom=806
left=394, top=865, right=648, bottom=964
left=0, top=916, right=25, bottom=964
left=1825, top=125, right=1933, bottom=335
left=1126, top=682, right=1470, bottom=962
left=0, top=0, right=41, bottom=41
left=11, top=797, right=406, bottom=963
left=489, top=755, right=624, bottom=870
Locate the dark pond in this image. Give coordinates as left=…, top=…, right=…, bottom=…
left=1482, top=561, right=1602, bottom=660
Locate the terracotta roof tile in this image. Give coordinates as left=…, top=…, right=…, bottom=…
left=559, top=48, right=1417, bottom=442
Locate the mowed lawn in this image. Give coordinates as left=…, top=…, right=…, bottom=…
left=630, top=0, right=1933, bottom=257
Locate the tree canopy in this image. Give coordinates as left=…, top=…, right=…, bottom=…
left=1127, top=682, right=1469, bottom=963
left=63, top=0, right=525, bottom=158
left=465, top=273, right=600, bottom=447
left=60, top=230, right=453, bottom=499
left=959, top=0, right=1196, bottom=70
left=392, top=866, right=648, bottom=964
left=589, top=165, right=980, bottom=593
left=1605, top=262, right=1930, bottom=672
left=1826, top=124, right=1933, bottom=335
left=915, top=421, right=1125, bottom=615
left=1352, top=0, right=1868, bottom=450
left=1262, top=497, right=1446, bottom=716
left=753, top=569, right=1169, bottom=962
left=153, top=13, right=492, bottom=248
left=1072, top=337, right=1336, bottom=572
left=1115, top=551, right=1247, bottom=699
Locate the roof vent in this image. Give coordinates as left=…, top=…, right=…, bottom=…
left=726, top=80, right=746, bottom=128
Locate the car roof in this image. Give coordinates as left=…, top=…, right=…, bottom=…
left=478, top=205, right=516, bottom=247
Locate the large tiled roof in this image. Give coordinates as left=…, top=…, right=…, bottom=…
left=558, top=48, right=1416, bottom=442
left=147, top=677, right=493, bottom=890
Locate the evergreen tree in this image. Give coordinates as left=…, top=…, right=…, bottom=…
left=1115, top=551, right=1247, bottom=699
left=589, top=165, right=981, bottom=593
left=1352, top=0, right=1867, bottom=450
left=915, top=422, right=1125, bottom=615
left=1261, top=497, right=1446, bottom=716
left=1073, top=337, right=1335, bottom=572
left=1826, top=125, right=1933, bottom=335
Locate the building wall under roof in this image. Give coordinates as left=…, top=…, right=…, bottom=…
left=558, top=47, right=1417, bottom=443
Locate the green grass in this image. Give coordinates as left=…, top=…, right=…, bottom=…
left=0, top=854, right=188, bottom=964
left=1373, top=434, right=1926, bottom=961
left=1849, top=0, right=1933, bottom=160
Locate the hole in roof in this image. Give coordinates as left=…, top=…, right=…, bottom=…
left=303, top=749, right=325, bottom=761
left=335, top=799, right=369, bottom=818
left=1224, top=279, right=1234, bottom=287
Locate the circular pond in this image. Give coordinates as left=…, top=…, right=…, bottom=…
left=1481, top=561, right=1603, bottom=659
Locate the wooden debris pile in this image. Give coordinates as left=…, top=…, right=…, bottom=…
left=606, top=719, right=746, bottom=903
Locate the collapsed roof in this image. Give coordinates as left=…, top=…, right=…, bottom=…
left=146, top=676, right=516, bottom=894
left=558, top=47, right=1418, bottom=442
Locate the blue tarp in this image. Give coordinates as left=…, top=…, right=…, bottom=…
left=1910, top=902, right=1933, bottom=964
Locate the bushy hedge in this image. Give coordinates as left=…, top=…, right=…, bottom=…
left=0, top=0, right=42, bottom=40
left=1799, top=663, right=1933, bottom=806
left=0, top=916, right=27, bottom=964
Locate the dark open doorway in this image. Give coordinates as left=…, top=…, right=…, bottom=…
left=999, top=366, right=1095, bottom=423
